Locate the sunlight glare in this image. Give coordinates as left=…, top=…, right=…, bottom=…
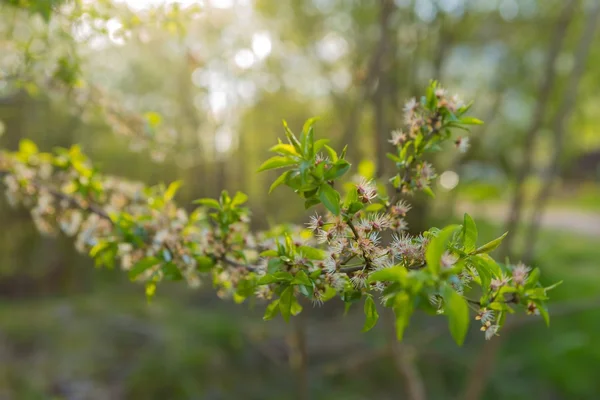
left=252, top=32, right=272, bottom=60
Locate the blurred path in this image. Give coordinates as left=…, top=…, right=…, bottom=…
left=456, top=202, right=600, bottom=237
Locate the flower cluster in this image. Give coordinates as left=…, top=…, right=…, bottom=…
left=0, top=82, right=560, bottom=345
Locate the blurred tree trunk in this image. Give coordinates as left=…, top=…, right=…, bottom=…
left=499, top=0, right=577, bottom=259
left=372, top=0, right=396, bottom=178
left=522, top=2, right=600, bottom=264
left=341, top=0, right=395, bottom=163
left=462, top=3, right=579, bottom=400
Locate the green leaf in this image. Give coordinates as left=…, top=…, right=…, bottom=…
left=163, top=262, right=183, bottom=281
left=323, top=144, right=338, bottom=162
left=362, top=296, right=379, bottom=332
left=314, top=138, right=330, bottom=153
left=536, top=301, right=550, bottom=327
left=291, top=298, right=303, bottom=316
left=279, top=286, right=295, bottom=322
left=144, top=111, right=162, bottom=127
left=473, top=232, right=508, bottom=255
left=258, top=271, right=294, bottom=285
left=460, top=116, right=484, bottom=125
left=301, top=118, right=317, bottom=158
left=318, top=184, right=341, bottom=215
left=544, top=280, right=563, bottom=292
left=164, top=180, right=182, bottom=202
left=526, top=267, right=541, bottom=288
left=425, top=225, right=460, bottom=275
left=283, top=120, right=302, bottom=153
left=474, top=254, right=503, bottom=278
left=472, top=258, right=492, bottom=290
left=196, top=255, right=215, bottom=272
left=292, top=270, right=312, bottom=286
left=231, top=191, right=249, bottom=207
left=263, top=299, right=280, bottom=321
left=19, top=139, right=39, bottom=154
left=89, top=241, right=110, bottom=258
left=304, top=197, right=321, bottom=209
left=462, top=213, right=478, bottom=252
left=257, top=156, right=298, bottom=172
left=236, top=277, right=257, bottom=298
left=193, top=198, right=221, bottom=209
left=443, top=286, right=470, bottom=346
left=488, top=301, right=515, bottom=313
left=269, top=170, right=294, bottom=194
left=267, top=258, right=285, bottom=274
left=129, top=257, right=160, bottom=280
left=260, top=250, right=279, bottom=257
left=368, top=266, right=407, bottom=283
left=145, top=281, right=157, bottom=302
left=324, top=159, right=351, bottom=180
left=340, top=145, right=348, bottom=160
left=392, top=292, right=414, bottom=341
left=269, top=143, right=300, bottom=157
left=423, top=186, right=435, bottom=198
left=298, top=246, right=326, bottom=260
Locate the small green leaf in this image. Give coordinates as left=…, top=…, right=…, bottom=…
left=129, top=257, right=160, bottom=280
left=473, top=232, right=508, bottom=255
left=362, top=296, right=379, bottom=332
left=145, top=281, right=157, bottom=301
left=231, top=191, right=249, bottom=207
left=19, top=139, right=39, bottom=154
left=324, top=159, right=351, bottom=180
left=393, top=292, right=414, bottom=341
left=292, top=270, right=312, bottom=286
left=423, top=186, right=435, bottom=198
left=536, top=301, right=550, bottom=327
left=323, top=144, right=338, bottom=162
left=196, top=256, right=215, bottom=272
left=443, top=285, right=470, bottom=346
left=462, top=213, right=478, bottom=252
left=269, top=143, right=300, bottom=157
left=263, top=299, right=280, bottom=321
left=301, top=118, right=317, bottom=158
left=314, top=138, right=330, bottom=153
left=193, top=198, right=221, bottom=209
left=260, top=250, right=279, bottom=257
left=283, top=120, right=302, bottom=153
left=544, top=280, right=563, bottom=292
left=318, top=184, right=341, bottom=215
left=368, top=266, right=407, bottom=283
left=460, top=116, right=484, bottom=125
left=472, top=258, right=492, bottom=290
left=144, top=111, right=162, bottom=127
left=298, top=246, right=326, bottom=260
left=526, top=267, right=541, bottom=288
left=257, top=156, right=298, bottom=172
left=426, top=225, right=460, bottom=275
left=304, top=197, right=321, bottom=209
left=164, top=180, right=182, bottom=202
left=279, top=286, right=295, bottom=322
left=267, top=258, right=285, bottom=274
left=269, top=170, right=294, bottom=194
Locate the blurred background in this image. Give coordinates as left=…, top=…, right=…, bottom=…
left=1, top=0, right=600, bottom=399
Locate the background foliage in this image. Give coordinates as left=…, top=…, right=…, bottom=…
left=1, top=0, right=600, bottom=399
